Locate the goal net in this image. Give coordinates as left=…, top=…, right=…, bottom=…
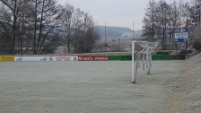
left=132, top=41, right=159, bottom=83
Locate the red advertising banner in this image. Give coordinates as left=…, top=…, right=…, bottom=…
left=78, top=56, right=109, bottom=61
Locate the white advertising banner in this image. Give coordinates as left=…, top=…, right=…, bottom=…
left=53, top=56, right=78, bottom=61
left=174, top=32, right=188, bottom=39
left=174, top=32, right=189, bottom=42
left=15, top=56, right=52, bottom=62
left=15, top=56, right=78, bottom=62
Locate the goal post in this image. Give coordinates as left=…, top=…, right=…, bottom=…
left=132, top=41, right=137, bottom=83
left=132, top=40, right=159, bottom=83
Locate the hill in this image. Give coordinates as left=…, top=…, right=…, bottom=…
left=95, top=26, right=142, bottom=39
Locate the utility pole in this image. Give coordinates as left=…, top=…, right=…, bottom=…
left=133, top=22, right=135, bottom=40
left=105, top=23, right=107, bottom=51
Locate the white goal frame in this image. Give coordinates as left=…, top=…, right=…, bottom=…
left=132, top=41, right=159, bottom=83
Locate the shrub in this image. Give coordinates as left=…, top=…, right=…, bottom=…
left=193, top=41, right=201, bottom=51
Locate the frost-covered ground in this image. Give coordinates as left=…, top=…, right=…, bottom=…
left=0, top=60, right=189, bottom=113
left=170, top=53, right=201, bottom=113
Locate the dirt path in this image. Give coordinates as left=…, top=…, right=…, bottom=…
left=165, top=55, right=201, bottom=113
left=165, top=62, right=188, bottom=113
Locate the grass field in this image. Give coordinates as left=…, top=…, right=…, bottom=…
left=0, top=60, right=186, bottom=113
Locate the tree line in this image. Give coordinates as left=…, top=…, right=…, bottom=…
left=143, top=0, right=201, bottom=50
left=0, top=0, right=99, bottom=55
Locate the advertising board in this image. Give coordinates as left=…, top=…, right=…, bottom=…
left=15, top=56, right=51, bottom=61
left=175, top=32, right=188, bottom=42
left=15, top=56, right=78, bottom=62
left=0, top=56, right=14, bottom=62
left=53, top=56, right=78, bottom=61
left=78, top=56, right=109, bottom=61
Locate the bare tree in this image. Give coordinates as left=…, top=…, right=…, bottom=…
left=143, top=0, right=182, bottom=50
left=60, top=3, right=74, bottom=53
left=188, top=0, right=201, bottom=27
left=181, top=0, right=201, bottom=50
left=0, top=0, right=99, bottom=54
left=143, top=0, right=171, bottom=49
left=0, top=0, right=29, bottom=54
left=71, top=9, right=100, bottom=53
left=29, top=0, right=62, bottom=54
left=157, top=0, right=172, bottom=50
left=167, top=2, right=181, bottom=49
left=81, top=13, right=100, bottom=52
left=142, top=0, right=158, bottom=41
left=192, top=25, right=201, bottom=51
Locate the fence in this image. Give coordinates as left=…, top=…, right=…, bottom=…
left=0, top=39, right=190, bottom=55
left=95, top=38, right=133, bottom=52
left=0, top=42, right=55, bottom=55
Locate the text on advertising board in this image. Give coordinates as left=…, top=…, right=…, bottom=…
left=54, top=56, right=77, bottom=61
left=78, top=56, right=108, bottom=61
left=56, top=56, right=71, bottom=61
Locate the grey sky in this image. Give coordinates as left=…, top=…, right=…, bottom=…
left=57, top=0, right=177, bottom=30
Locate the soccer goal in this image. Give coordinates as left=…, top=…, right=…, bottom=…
left=132, top=41, right=159, bottom=83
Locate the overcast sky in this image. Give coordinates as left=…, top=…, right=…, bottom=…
left=57, top=0, right=177, bottom=30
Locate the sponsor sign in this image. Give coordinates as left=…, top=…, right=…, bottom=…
left=175, top=32, right=188, bottom=42
left=15, top=56, right=51, bottom=62
left=0, top=56, right=14, bottom=62
left=78, top=56, right=109, bottom=61
left=14, top=56, right=78, bottom=62
left=175, top=38, right=189, bottom=42
left=53, top=56, right=78, bottom=61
